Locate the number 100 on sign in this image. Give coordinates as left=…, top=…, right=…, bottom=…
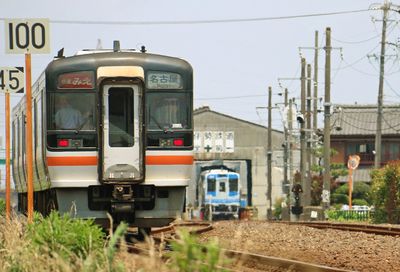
left=5, top=19, right=50, bottom=54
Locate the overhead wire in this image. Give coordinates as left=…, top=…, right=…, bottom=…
left=331, top=32, right=381, bottom=44
left=0, top=9, right=370, bottom=26
left=195, top=94, right=265, bottom=101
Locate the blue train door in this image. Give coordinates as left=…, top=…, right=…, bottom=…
left=101, top=84, right=144, bottom=183
left=217, top=175, right=228, bottom=199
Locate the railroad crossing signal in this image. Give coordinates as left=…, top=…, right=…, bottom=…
left=0, top=67, right=24, bottom=93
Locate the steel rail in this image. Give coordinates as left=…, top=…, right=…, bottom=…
left=285, top=221, right=400, bottom=236
left=224, top=249, right=354, bottom=272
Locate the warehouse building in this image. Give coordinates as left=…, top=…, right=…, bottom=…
left=188, top=106, right=286, bottom=219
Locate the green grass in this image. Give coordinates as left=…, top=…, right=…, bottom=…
left=168, top=230, right=230, bottom=272
left=0, top=211, right=229, bottom=272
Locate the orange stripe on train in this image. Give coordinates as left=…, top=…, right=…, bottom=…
left=47, top=155, right=194, bottom=166
left=47, top=156, right=98, bottom=166
left=146, top=155, right=193, bottom=165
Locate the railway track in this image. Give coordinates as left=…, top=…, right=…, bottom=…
left=124, top=221, right=355, bottom=272
left=284, top=221, right=400, bottom=236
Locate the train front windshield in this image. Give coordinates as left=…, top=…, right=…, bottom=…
left=47, top=92, right=97, bottom=149
left=146, top=92, right=191, bottom=130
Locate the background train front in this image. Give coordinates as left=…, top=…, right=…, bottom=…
left=198, top=169, right=241, bottom=220
left=12, top=47, right=193, bottom=230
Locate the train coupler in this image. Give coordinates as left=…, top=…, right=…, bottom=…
left=112, top=185, right=133, bottom=201
left=111, top=200, right=135, bottom=213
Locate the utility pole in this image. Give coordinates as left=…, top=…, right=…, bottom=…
left=283, top=88, right=289, bottom=196
left=300, top=58, right=307, bottom=208
left=267, top=86, right=273, bottom=219
left=313, top=31, right=319, bottom=166
left=288, top=98, right=294, bottom=220
left=305, top=64, right=312, bottom=206
left=374, top=1, right=389, bottom=168
left=323, top=27, right=332, bottom=210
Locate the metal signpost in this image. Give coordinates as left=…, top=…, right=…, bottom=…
left=4, top=18, right=50, bottom=222
left=347, top=155, right=360, bottom=209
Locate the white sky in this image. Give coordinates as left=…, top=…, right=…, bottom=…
left=0, top=0, right=399, bottom=132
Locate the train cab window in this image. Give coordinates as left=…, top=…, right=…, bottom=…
left=207, top=176, right=216, bottom=193
left=229, top=176, right=239, bottom=192
left=147, top=92, right=191, bottom=130
left=47, top=92, right=97, bottom=149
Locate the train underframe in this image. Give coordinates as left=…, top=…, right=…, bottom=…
left=202, top=203, right=240, bottom=220
left=18, top=184, right=186, bottom=229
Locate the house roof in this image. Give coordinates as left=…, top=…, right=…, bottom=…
left=331, top=104, right=400, bottom=136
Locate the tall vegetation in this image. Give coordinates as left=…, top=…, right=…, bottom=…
left=370, top=161, right=400, bottom=224
left=0, top=211, right=229, bottom=271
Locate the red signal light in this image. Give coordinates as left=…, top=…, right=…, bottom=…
left=57, top=139, right=70, bottom=147
left=173, top=138, right=184, bottom=146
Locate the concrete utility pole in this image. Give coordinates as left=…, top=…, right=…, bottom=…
left=283, top=88, right=289, bottom=195
left=313, top=31, right=319, bottom=166
left=374, top=1, right=389, bottom=168
left=288, top=98, right=294, bottom=202
left=323, top=27, right=332, bottom=209
left=305, top=64, right=312, bottom=206
left=267, top=86, right=273, bottom=219
left=300, top=58, right=307, bottom=207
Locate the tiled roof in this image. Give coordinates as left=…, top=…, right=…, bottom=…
left=331, top=104, right=400, bottom=136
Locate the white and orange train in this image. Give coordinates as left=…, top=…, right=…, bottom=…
left=12, top=42, right=193, bottom=233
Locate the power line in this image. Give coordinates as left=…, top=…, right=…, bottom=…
left=331, top=32, right=381, bottom=44
left=0, top=9, right=370, bottom=26
left=195, top=94, right=265, bottom=100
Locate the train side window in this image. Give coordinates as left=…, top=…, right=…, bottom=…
left=33, top=99, right=40, bottom=181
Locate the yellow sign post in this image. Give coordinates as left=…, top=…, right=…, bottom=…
left=347, top=155, right=360, bottom=209
left=4, top=18, right=50, bottom=223
left=5, top=92, right=10, bottom=221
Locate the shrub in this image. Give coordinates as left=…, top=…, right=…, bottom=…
left=0, top=198, right=5, bottom=216
left=273, top=197, right=284, bottom=219
left=27, top=211, right=105, bottom=262
left=331, top=193, right=348, bottom=205
left=352, top=199, right=369, bottom=206
left=370, top=161, right=400, bottom=223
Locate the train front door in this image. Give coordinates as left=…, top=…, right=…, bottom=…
left=217, top=176, right=228, bottom=199
left=101, top=84, right=144, bottom=183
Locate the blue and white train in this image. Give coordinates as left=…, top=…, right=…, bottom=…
left=199, top=169, right=241, bottom=220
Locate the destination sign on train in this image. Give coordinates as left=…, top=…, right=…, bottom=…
left=147, top=72, right=182, bottom=89
left=57, top=71, right=94, bottom=89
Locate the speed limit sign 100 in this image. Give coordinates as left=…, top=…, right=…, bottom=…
left=5, top=18, right=50, bottom=54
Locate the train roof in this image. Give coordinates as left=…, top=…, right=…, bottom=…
left=46, top=50, right=193, bottom=75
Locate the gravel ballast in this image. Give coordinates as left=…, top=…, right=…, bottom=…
left=198, top=220, right=400, bottom=272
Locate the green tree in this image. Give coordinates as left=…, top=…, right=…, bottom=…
left=310, top=147, right=347, bottom=205
left=370, top=161, right=400, bottom=224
